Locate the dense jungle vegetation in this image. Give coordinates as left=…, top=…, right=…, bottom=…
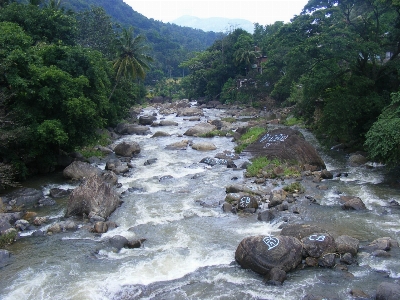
left=0, top=0, right=399, bottom=189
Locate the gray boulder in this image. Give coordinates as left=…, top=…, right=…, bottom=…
left=151, top=131, right=171, bottom=138
left=176, top=107, right=204, bottom=117
left=340, top=196, right=367, bottom=210
left=139, top=115, right=157, bottom=125
left=63, top=161, right=101, bottom=180
left=114, top=141, right=141, bottom=157
left=184, top=123, right=216, bottom=136
left=335, top=235, right=359, bottom=256
left=301, top=233, right=336, bottom=258
left=191, top=142, right=217, bottom=151
left=235, top=235, right=303, bottom=275
left=66, top=174, right=120, bottom=219
left=243, top=128, right=326, bottom=170
left=376, top=282, right=400, bottom=300
left=280, top=224, right=328, bottom=240
left=159, top=120, right=178, bottom=126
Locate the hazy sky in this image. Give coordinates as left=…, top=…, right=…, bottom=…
left=123, top=0, right=310, bottom=25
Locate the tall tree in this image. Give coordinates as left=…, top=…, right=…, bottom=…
left=109, top=27, right=152, bottom=100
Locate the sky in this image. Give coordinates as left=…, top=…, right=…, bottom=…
left=123, top=0, right=310, bottom=26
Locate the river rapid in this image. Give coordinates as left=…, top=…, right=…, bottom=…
left=1, top=104, right=399, bottom=300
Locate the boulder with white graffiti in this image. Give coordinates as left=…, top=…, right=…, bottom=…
left=235, top=235, right=303, bottom=276
left=301, top=233, right=336, bottom=258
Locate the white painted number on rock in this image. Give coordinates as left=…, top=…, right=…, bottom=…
left=263, top=236, right=280, bottom=250
left=239, top=197, right=251, bottom=207
left=309, top=235, right=326, bottom=242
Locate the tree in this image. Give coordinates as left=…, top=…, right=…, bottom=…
left=109, top=26, right=152, bottom=100
left=365, top=91, right=400, bottom=166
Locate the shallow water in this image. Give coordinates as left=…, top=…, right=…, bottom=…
left=1, top=105, right=399, bottom=300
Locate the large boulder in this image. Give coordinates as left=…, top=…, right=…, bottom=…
left=184, top=123, right=216, bottom=136
left=138, top=115, right=157, bottom=125
left=243, top=128, right=326, bottom=170
left=114, top=141, right=141, bottom=157
left=65, top=174, right=120, bottom=219
left=63, top=161, right=102, bottom=180
left=235, top=235, right=303, bottom=275
left=376, top=282, right=400, bottom=300
left=335, top=235, right=359, bottom=256
left=165, top=140, right=190, bottom=150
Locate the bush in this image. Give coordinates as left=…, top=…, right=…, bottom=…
left=235, top=127, right=266, bottom=153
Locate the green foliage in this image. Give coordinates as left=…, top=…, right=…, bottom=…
left=284, top=116, right=303, bottom=127
left=245, top=156, right=301, bottom=178
left=283, top=182, right=304, bottom=193
left=365, top=91, right=400, bottom=166
left=235, top=127, right=266, bottom=153
left=0, top=230, right=17, bottom=247
left=199, top=130, right=231, bottom=138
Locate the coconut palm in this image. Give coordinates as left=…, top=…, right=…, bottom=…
left=109, top=27, right=152, bottom=100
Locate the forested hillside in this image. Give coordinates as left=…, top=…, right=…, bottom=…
left=63, top=0, right=220, bottom=80
left=179, top=0, right=400, bottom=167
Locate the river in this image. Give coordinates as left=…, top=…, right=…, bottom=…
left=0, top=104, right=399, bottom=300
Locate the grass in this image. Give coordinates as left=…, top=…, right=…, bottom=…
left=245, top=156, right=301, bottom=179
left=221, top=117, right=236, bottom=123
left=234, top=127, right=267, bottom=153
left=0, top=230, right=17, bottom=248
left=283, top=182, right=305, bottom=193
left=199, top=130, right=232, bottom=138
left=283, top=116, right=304, bottom=126
left=76, top=132, right=111, bottom=159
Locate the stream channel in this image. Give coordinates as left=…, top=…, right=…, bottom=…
left=0, top=103, right=400, bottom=300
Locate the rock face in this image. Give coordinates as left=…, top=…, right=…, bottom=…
left=114, top=141, right=141, bottom=157
left=340, top=196, right=367, bottom=210
left=66, top=174, right=120, bottom=219
left=184, top=123, right=216, bottom=136
left=235, top=235, right=303, bottom=274
left=243, top=128, right=326, bottom=170
left=63, top=161, right=101, bottom=180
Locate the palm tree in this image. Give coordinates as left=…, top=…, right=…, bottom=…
left=109, top=27, right=153, bottom=100
left=234, top=48, right=258, bottom=76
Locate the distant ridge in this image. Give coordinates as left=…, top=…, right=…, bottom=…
left=172, top=15, right=254, bottom=33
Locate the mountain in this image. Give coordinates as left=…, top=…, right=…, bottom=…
left=62, top=0, right=220, bottom=78
left=172, top=15, right=254, bottom=33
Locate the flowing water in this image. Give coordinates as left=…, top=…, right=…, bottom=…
left=1, top=105, right=399, bottom=300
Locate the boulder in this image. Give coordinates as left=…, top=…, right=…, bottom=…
left=151, top=131, right=171, bottom=138
left=49, top=188, right=71, bottom=198
left=301, top=233, right=336, bottom=258
left=349, top=153, right=368, bottom=166
left=335, top=235, right=359, bottom=256
left=280, top=224, right=328, bottom=240
left=258, top=210, right=278, bottom=222
left=318, top=253, right=336, bottom=268
left=176, top=107, right=204, bottom=117
left=138, top=115, right=156, bottom=125
left=376, top=282, right=400, bottom=300
left=115, top=123, right=151, bottom=135
left=237, top=195, right=259, bottom=210
left=159, top=120, right=178, bottom=126
left=114, top=141, right=141, bottom=157
left=215, top=151, right=240, bottom=160
left=191, top=142, right=217, bottom=151
left=2, top=187, right=45, bottom=208
left=184, top=123, right=216, bottom=136
left=367, top=237, right=397, bottom=251
left=340, top=196, right=367, bottom=210
left=108, top=235, right=129, bottom=250
left=243, top=128, right=326, bottom=170
left=268, top=189, right=288, bottom=208
left=235, top=235, right=303, bottom=275
left=200, top=157, right=227, bottom=166
left=63, top=161, right=102, bottom=180
left=165, top=140, right=189, bottom=150
left=66, top=174, right=120, bottom=219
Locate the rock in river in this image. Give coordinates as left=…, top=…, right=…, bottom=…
left=235, top=235, right=303, bottom=276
